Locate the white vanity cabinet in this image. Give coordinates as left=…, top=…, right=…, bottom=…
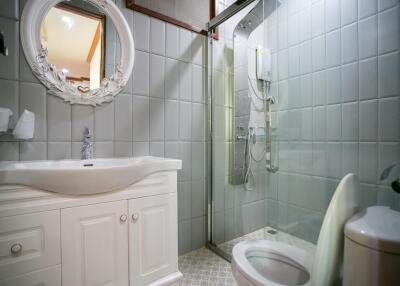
left=129, top=193, right=178, bottom=286
left=61, top=200, right=129, bottom=286
left=0, top=170, right=182, bottom=286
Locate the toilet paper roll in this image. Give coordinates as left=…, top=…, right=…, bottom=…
left=0, top=107, right=13, bottom=132
left=13, top=109, right=35, bottom=139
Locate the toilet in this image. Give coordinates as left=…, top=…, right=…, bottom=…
left=232, top=174, right=360, bottom=286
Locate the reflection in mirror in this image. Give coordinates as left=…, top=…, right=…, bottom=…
left=40, top=1, right=120, bottom=90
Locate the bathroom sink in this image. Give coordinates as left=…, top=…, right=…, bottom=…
left=0, top=157, right=181, bottom=195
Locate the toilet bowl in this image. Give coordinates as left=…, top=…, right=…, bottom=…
left=232, top=240, right=313, bottom=286
left=232, top=174, right=360, bottom=286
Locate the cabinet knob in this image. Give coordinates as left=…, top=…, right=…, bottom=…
left=132, top=213, right=139, bottom=221
left=120, top=214, right=128, bottom=223
left=11, top=243, right=22, bottom=255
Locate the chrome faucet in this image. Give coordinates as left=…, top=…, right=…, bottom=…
left=81, top=127, right=94, bottom=160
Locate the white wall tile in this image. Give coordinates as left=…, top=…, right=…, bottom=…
left=342, top=62, right=359, bottom=102
left=133, top=12, right=150, bottom=51
left=327, top=104, right=342, bottom=140
left=288, top=46, right=300, bottom=77
left=325, top=0, right=341, bottom=32
left=165, top=58, right=179, bottom=100
left=192, top=103, right=205, bottom=141
left=359, top=57, right=378, bottom=100
left=342, top=142, right=359, bottom=175
left=301, top=108, right=313, bottom=140
left=378, top=0, right=398, bottom=12
left=313, top=106, right=327, bottom=140
left=71, top=105, right=94, bottom=141
left=311, top=0, right=325, bottom=37
left=165, top=23, right=179, bottom=59
left=132, top=51, right=149, bottom=95
left=299, top=41, right=312, bottom=75
left=378, top=6, right=399, bottom=54
left=359, top=142, right=378, bottom=183
left=326, top=29, right=341, bottom=67
left=378, top=52, right=399, bottom=98
left=132, top=95, right=149, bottom=141
left=114, top=141, right=133, bottom=158
left=359, top=16, right=378, bottom=59
left=278, top=19, right=288, bottom=50
left=149, top=54, right=165, bottom=98
left=192, top=142, right=205, bottom=180
left=115, top=94, right=132, bottom=141
left=342, top=0, right=358, bottom=26
left=300, top=74, right=313, bottom=107
left=359, top=99, right=378, bottom=141
left=327, top=143, right=342, bottom=178
left=0, top=0, right=18, bottom=19
left=20, top=142, right=46, bottom=161
left=149, top=98, right=164, bottom=140
left=192, top=65, right=205, bottom=103
left=47, top=96, right=71, bottom=141
left=313, top=70, right=326, bottom=106
left=298, top=8, right=312, bottom=42
left=341, top=23, right=359, bottom=64
left=378, top=97, right=400, bottom=141
left=326, top=67, right=341, bottom=104
left=288, top=13, right=299, bottom=47
left=179, top=101, right=192, bottom=140
left=179, top=28, right=192, bottom=62
left=165, top=100, right=179, bottom=140
left=192, top=34, right=205, bottom=66
left=342, top=102, right=359, bottom=141
left=0, top=142, right=19, bottom=161
left=94, top=142, right=114, bottom=158
left=179, top=62, right=192, bottom=101
left=359, top=0, right=377, bottom=19
left=313, top=142, right=327, bottom=177
left=47, top=142, right=71, bottom=160
left=278, top=49, right=289, bottom=80
left=150, top=18, right=165, bottom=55
left=133, top=141, right=149, bottom=156
left=312, top=35, right=326, bottom=71
left=95, top=102, right=114, bottom=141
left=150, top=141, right=164, bottom=157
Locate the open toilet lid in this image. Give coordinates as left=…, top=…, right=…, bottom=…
left=345, top=206, right=400, bottom=254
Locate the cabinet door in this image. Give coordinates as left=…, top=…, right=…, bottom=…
left=61, top=201, right=129, bottom=286
left=129, top=193, right=178, bottom=286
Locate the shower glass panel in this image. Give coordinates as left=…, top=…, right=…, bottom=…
left=209, top=0, right=400, bottom=260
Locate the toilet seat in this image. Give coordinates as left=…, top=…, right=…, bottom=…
left=232, top=240, right=313, bottom=286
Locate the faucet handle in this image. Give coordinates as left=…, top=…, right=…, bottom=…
left=83, top=127, right=92, bottom=138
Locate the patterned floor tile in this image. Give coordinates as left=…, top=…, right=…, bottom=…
left=178, top=227, right=316, bottom=285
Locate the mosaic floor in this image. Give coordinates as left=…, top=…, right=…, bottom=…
left=178, top=226, right=316, bottom=285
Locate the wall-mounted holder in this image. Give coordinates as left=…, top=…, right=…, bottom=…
left=0, top=31, right=8, bottom=56
left=0, top=131, right=33, bottom=142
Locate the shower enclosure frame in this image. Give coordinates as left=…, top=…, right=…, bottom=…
left=205, top=0, right=259, bottom=262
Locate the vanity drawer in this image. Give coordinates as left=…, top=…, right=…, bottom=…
left=0, top=210, right=61, bottom=280
left=0, top=265, right=61, bottom=286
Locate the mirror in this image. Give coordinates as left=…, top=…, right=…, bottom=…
left=21, top=0, right=134, bottom=105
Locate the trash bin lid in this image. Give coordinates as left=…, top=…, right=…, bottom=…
left=345, top=206, right=400, bottom=254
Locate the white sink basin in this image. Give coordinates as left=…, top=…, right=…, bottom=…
left=0, top=157, right=181, bottom=195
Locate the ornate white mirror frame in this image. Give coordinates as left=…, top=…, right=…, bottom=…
left=20, top=0, right=135, bottom=106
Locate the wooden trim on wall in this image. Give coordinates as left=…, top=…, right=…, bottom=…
left=125, top=0, right=216, bottom=36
